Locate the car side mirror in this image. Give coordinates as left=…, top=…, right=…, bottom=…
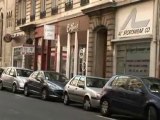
left=78, top=84, right=85, bottom=89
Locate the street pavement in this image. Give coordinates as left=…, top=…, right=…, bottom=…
left=0, top=90, right=138, bottom=120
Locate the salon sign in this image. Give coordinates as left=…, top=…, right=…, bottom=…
left=116, top=1, right=153, bottom=38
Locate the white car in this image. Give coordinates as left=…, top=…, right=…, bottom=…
left=0, top=67, right=33, bottom=93
left=63, top=75, right=108, bottom=110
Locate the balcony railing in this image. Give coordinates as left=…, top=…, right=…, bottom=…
left=30, top=14, right=35, bottom=21
left=40, top=11, right=46, bottom=19
left=51, top=6, right=58, bottom=15
left=80, top=0, right=89, bottom=6
left=65, top=1, right=73, bottom=11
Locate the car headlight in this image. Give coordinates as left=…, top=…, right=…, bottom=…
left=19, top=82, right=25, bottom=88
left=95, top=93, right=102, bottom=100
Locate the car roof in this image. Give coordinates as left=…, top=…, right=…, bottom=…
left=34, top=70, right=66, bottom=75
left=74, top=75, right=108, bottom=79
left=6, top=67, right=33, bottom=71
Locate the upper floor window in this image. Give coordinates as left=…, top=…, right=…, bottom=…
left=21, top=0, right=26, bottom=24
left=41, top=0, right=46, bottom=12
left=40, top=0, right=46, bottom=18
left=52, top=0, right=57, bottom=8
left=17, top=0, right=26, bottom=25
left=30, top=0, right=36, bottom=21
left=7, top=11, right=12, bottom=28
left=65, top=0, right=73, bottom=11
left=51, top=0, right=58, bottom=15
left=17, top=0, right=21, bottom=20
left=80, top=0, right=89, bottom=6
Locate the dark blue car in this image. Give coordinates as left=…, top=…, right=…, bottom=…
left=24, top=71, right=68, bottom=100
left=100, top=75, right=160, bottom=120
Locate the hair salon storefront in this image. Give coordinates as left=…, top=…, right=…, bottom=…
left=34, top=16, right=89, bottom=78
left=113, top=1, right=154, bottom=77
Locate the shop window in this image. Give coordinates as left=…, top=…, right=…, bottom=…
left=116, top=43, right=150, bottom=76
left=70, top=46, right=75, bottom=78
left=78, top=45, right=86, bottom=75
left=60, top=46, right=67, bottom=75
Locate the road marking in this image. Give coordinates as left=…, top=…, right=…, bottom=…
left=96, top=115, right=117, bottom=120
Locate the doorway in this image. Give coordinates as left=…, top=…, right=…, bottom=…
left=94, top=26, right=107, bottom=77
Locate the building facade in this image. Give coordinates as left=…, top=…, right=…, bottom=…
left=1, top=0, right=160, bottom=78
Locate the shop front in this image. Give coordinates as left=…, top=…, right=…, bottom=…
left=34, top=15, right=89, bottom=78
left=57, top=16, right=89, bottom=78
left=34, top=26, right=57, bottom=71
left=113, top=1, right=154, bottom=76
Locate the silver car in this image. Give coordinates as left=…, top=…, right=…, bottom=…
left=0, top=67, right=33, bottom=93
left=63, top=75, right=108, bottom=110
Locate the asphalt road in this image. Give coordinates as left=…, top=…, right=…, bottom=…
left=0, top=90, right=137, bottom=120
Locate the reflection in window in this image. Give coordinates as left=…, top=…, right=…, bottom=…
left=86, top=77, right=107, bottom=88
left=70, top=76, right=80, bottom=86
left=111, top=76, right=128, bottom=89
left=77, top=77, right=85, bottom=87
left=16, top=69, right=33, bottom=77
left=128, top=78, right=143, bottom=91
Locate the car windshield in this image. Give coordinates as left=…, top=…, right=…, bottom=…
left=17, top=69, right=33, bottom=77
left=44, top=72, right=68, bottom=83
left=86, top=77, right=107, bottom=88
left=142, top=77, right=160, bottom=93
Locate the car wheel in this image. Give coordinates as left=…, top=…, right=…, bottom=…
left=64, top=93, right=70, bottom=105
left=83, top=98, right=91, bottom=111
left=0, top=82, right=3, bottom=90
left=24, top=85, right=30, bottom=96
left=41, top=89, right=48, bottom=100
left=147, top=106, right=158, bottom=120
left=12, top=84, right=17, bottom=93
left=100, top=99, right=111, bottom=117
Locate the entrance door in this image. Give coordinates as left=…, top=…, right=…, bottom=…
left=94, top=28, right=107, bottom=77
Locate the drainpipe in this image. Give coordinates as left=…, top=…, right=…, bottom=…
left=154, top=0, right=159, bottom=78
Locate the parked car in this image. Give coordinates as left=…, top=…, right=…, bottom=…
left=100, top=75, right=160, bottom=120
left=63, top=75, right=108, bottom=110
left=24, top=71, right=68, bottom=100
left=0, top=67, right=33, bottom=93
